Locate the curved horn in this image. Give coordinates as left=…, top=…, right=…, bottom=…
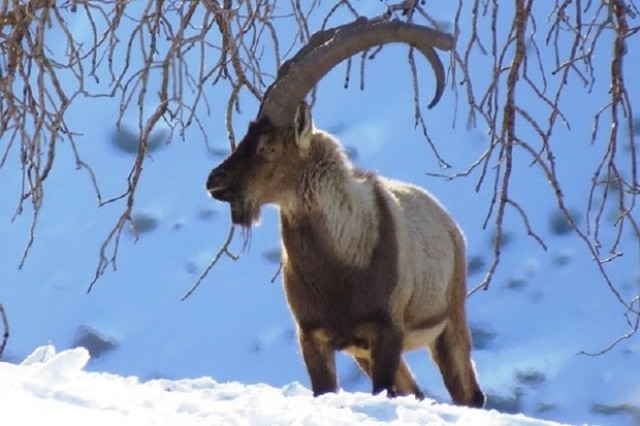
left=258, top=18, right=454, bottom=127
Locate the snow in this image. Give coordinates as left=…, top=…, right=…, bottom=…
left=1, top=345, right=565, bottom=426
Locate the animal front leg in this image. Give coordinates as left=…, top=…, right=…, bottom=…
left=299, top=329, right=338, bottom=396
left=370, top=326, right=403, bottom=397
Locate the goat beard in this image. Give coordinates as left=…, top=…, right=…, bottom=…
left=229, top=198, right=261, bottom=228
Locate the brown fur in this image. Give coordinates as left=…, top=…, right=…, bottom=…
left=281, top=179, right=405, bottom=395
left=207, top=103, right=485, bottom=407
left=428, top=229, right=485, bottom=407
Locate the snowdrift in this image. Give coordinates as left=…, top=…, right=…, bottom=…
left=1, top=346, right=567, bottom=426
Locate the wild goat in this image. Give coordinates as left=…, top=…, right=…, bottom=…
left=206, top=18, right=485, bottom=408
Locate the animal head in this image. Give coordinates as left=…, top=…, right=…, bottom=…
left=206, top=102, right=314, bottom=227
left=206, top=18, right=453, bottom=227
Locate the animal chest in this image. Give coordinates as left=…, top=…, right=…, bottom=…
left=280, top=211, right=399, bottom=346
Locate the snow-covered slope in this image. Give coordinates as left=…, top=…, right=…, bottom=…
left=2, top=346, right=566, bottom=426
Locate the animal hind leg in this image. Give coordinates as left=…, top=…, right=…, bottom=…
left=354, top=356, right=372, bottom=377
left=428, top=323, right=485, bottom=408
left=394, top=358, right=424, bottom=399
left=355, top=356, right=424, bottom=399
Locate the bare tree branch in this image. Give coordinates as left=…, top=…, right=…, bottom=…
left=454, top=0, right=639, bottom=348
left=0, top=301, right=8, bottom=359
left=181, top=225, right=238, bottom=301
left=1, top=0, right=638, bottom=352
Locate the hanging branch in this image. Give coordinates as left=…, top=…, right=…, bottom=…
left=1, top=1, right=638, bottom=351
left=0, top=302, right=8, bottom=359
left=181, top=226, right=238, bottom=301
left=451, top=0, right=639, bottom=349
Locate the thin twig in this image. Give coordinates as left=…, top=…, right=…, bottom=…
left=0, top=302, right=9, bottom=359
left=181, top=225, right=238, bottom=301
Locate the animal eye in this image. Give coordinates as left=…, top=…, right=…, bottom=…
left=257, top=136, right=277, bottom=157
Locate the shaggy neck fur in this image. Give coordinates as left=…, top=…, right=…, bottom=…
left=280, top=130, right=381, bottom=268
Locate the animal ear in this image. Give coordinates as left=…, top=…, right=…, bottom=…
left=294, top=101, right=313, bottom=150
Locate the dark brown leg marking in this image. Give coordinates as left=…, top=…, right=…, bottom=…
left=300, top=330, right=338, bottom=396
left=370, top=326, right=403, bottom=397
left=430, top=324, right=485, bottom=408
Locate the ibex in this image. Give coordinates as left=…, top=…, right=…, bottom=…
left=207, top=18, right=485, bottom=408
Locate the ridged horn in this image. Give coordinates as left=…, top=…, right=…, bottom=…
left=258, top=17, right=454, bottom=127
